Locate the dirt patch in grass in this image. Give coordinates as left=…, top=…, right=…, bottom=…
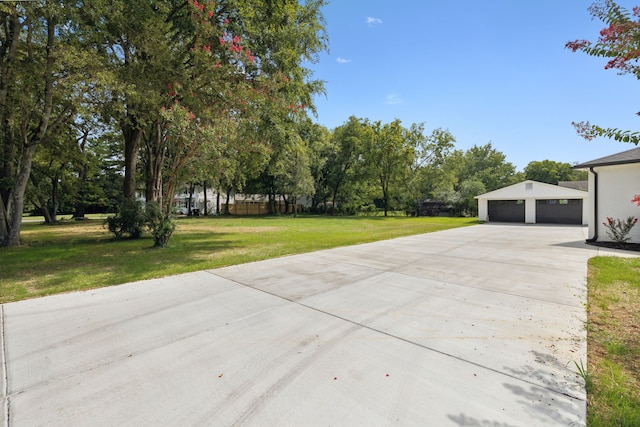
left=587, top=257, right=640, bottom=426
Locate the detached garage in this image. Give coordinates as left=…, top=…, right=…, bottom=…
left=476, top=180, right=588, bottom=225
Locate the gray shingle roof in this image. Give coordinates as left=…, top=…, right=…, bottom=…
left=573, top=146, right=640, bottom=168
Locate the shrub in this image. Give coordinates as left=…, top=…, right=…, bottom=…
left=603, top=216, right=638, bottom=244
left=146, top=202, right=176, bottom=248
left=105, top=199, right=146, bottom=239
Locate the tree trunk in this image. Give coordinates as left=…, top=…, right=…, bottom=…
left=50, top=175, right=59, bottom=222
left=30, top=172, right=53, bottom=224
left=203, top=180, right=208, bottom=216
left=216, top=191, right=220, bottom=215
left=1, top=16, right=57, bottom=246
left=73, top=129, right=89, bottom=219
left=73, top=161, right=88, bottom=219
left=145, top=121, right=163, bottom=204
left=4, top=143, right=38, bottom=245
left=73, top=160, right=88, bottom=219
left=331, top=188, right=339, bottom=215
left=121, top=120, right=142, bottom=201
left=186, top=183, right=195, bottom=215
left=37, top=193, right=53, bottom=224
left=224, top=188, right=231, bottom=215
left=292, top=195, right=298, bottom=218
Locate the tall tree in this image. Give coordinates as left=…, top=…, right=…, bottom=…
left=362, top=119, right=421, bottom=217
left=456, top=143, right=518, bottom=192
left=324, top=116, right=368, bottom=213
left=0, top=3, right=84, bottom=246
left=567, top=1, right=640, bottom=143
left=76, top=1, right=197, bottom=201
left=304, top=121, right=331, bottom=211
left=404, top=127, right=456, bottom=214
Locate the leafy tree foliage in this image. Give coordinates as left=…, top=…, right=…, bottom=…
left=433, top=143, right=518, bottom=216
left=567, top=1, right=640, bottom=144
left=75, top=0, right=327, bottom=212
left=454, top=143, right=518, bottom=192
left=524, top=160, right=587, bottom=184
left=403, top=128, right=456, bottom=214
left=320, top=116, right=368, bottom=213
left=361, top=119, right=426, bottom=216
left=0, top=3, right=92, bottom=246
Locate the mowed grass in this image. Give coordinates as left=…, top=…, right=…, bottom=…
left=586, top=256, right=640, bottom=426
left=0, top=215, right=477, bottom=303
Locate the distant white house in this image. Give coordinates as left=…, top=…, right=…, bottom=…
left=574, top=146, right=640, bottom=243
left=475, top=180, right=588, bottom=225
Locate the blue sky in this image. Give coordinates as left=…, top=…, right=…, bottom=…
left=308, top=0, right=640, bottom=171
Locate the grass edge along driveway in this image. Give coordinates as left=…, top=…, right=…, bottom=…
left=0, top=215, right=477, bottom=303
left=585, top=256, right=640, bottom=427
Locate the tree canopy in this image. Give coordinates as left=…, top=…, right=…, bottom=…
left=0, top=0, right=328, bottom=246
left=524, top=160, right=587, bottom=184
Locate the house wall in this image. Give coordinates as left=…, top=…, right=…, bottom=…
left=591, top=163, right=640, bottom=242
left=478, top=200, right=488, bottom=221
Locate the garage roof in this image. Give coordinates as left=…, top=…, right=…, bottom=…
left=475, top=180, right=588, bottom=200
left=573, top=146, right=640, bottom=168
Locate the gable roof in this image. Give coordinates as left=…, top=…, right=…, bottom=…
left=573, top=146, right=640, bottom=169
left=558, top=180, right=588, bottom=191
left=474, top=180, right=588, bottom=200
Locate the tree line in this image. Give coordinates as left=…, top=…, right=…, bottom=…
left=0, top=1, right=586, bottom=247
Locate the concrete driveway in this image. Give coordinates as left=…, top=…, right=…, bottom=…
left=1, top=224, right=620, bottom=426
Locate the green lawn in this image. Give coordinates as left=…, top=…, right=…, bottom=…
left=0, top=215, right=477, bottom=303
left=586, top=256, right=640, bottom=426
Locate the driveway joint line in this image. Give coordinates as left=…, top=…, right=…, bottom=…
left=207, top=270, right=584, bottom=402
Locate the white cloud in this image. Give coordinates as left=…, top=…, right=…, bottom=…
left=383, top=93, right=403, bottom=105
left=366, top=16, right=383, bottom=26
left=336, top=57, right=352, bottom=64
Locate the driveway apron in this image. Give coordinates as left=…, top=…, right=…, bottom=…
left=1, top=224, right=618, bottom=426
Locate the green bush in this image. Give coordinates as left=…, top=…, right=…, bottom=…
left=105, top=199, right=146, bottom=239
left=146, top=202, right=176, bottom=248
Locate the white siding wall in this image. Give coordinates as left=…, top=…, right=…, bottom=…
left=593, top=163, right=640, bottom=242
left=525, top=199, right=535, bottom=224
left=478, top=200, right=488, bottom=221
